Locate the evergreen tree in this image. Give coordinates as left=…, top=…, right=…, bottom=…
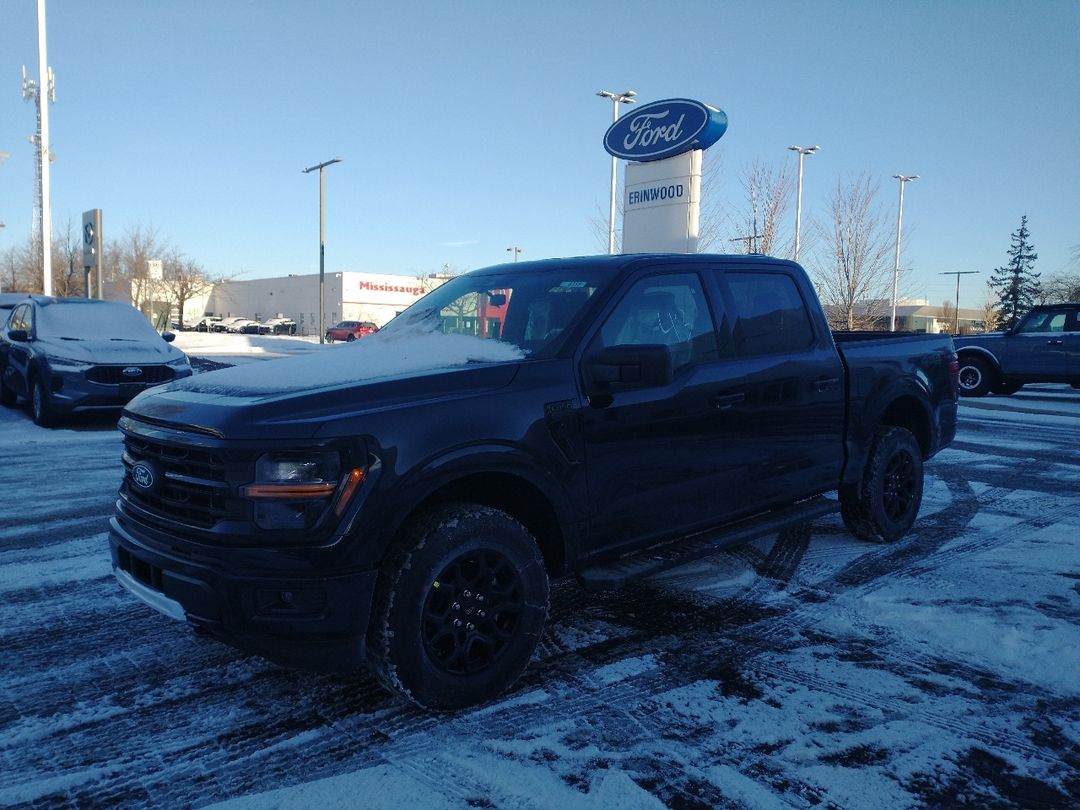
left=987, top=215, right=1040, bottom=330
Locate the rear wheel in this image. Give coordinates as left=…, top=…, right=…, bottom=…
left=346, top=333, right=356, bottom=342
left=957, top=356, right=995, bottom=397
left=840, top=426, right=924, bottom=543
left=367, top=503, right=549, bottom=710
left=30, top=376, right=54, bottom=427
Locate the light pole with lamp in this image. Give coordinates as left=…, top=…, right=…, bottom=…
left=302, top=157, right=341, bottom=344
left=939, top=270, right=980, bottom=334
left=506, top=246, right=521, bottom=262
left=787, top=145, right=819, bottom=262
left=890, top=173, right=918, bottom=331
left=597, top=89, right=636, bottom=254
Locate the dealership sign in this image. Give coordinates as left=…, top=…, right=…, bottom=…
left=604, top=99, right=728, bottom=162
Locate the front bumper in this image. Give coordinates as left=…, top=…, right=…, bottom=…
left=109, top=514, right=378, bottom=672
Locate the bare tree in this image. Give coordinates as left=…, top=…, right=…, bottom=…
left=980, top=285, right=1000, bottom=332
left=810, top=174, right=895, bottom=330
left=52, top=218, right=85, bottom=298
left=108, top=225, right=177, bottom=314
left=157, top=257, right=213, bottom=330
left=724, top=159, right=792, bottom=256
left=938, top=299, right=956, bottom=332
left=1038, top=272, right=1080, bottom=303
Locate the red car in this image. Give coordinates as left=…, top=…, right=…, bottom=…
left=325, top=320, right=379, bottom=342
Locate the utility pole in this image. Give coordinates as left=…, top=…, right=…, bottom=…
left=302, top=158, right=342, bottom=344
left=23, top=0, right=55, bottom=295
left=939, top=270, right=980, bottom=335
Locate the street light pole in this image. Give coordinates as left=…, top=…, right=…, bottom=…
left=788, top=145, right=819, bottom=262
left=939, top=270, right=980, bottom=334
left=597, top=89, right=636, bottom=254
left=506, top=246, right=521, bottom=262
left=302, top=158, right=342, bottom=344
left=890, top=173, right=919, bottom=331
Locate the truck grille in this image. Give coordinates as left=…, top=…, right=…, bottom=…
left=88, top=365, right=176, bottom=385
left=121, top=431, right=243, bottom=529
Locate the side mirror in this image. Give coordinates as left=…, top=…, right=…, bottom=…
left=584, top=344, right=673, bottom=397
left=162, top=332, right=176, bottom=343
left=7, top=329, right=29, bottom=343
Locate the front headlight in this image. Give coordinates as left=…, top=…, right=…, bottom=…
left=49, top=357, right=92, bottom=373
left=241, top=450, right=364, bottom=531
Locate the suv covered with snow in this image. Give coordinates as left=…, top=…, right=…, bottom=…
left=0, top=296, right=192, bottom=426
left=109, top=254, right=957, bottom=709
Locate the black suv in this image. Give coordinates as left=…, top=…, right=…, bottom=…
left=0, top=296, right=193, bottom=426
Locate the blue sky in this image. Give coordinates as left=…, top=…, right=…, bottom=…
left=1, top=0, right=1077, bottom=308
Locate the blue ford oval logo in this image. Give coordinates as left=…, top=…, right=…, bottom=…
left=604, top=98, right=728, bottom=162
left=131, top=462, right=156, bottom=491
left=122, top=367, right=144, bottom=377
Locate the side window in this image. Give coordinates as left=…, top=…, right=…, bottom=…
left=726, top=272, right=815, bottom=357
left=1018, top=310, right=1066, bottom=333
left=1067, top=310, right=1080, bottom=333
left=595, top=273, right=718, bottom=371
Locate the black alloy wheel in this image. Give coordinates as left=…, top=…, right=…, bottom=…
left=840, top=426, right=924, bottom=543
left=421, top=549, right=524, bottom=676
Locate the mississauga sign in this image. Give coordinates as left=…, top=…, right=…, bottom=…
left=604, top=98, right=728, bottom=162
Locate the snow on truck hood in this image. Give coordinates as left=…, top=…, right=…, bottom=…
left=171, top=328, right=527, bottom=399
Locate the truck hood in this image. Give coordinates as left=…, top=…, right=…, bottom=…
left=38, top=336, right=184, bottom=364
left=125, top=329, right=526, bottom=439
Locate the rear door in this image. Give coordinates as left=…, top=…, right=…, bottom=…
left=1001, top=307, right=1080, bottom=380
left=715, top=269, right=846, bottom=508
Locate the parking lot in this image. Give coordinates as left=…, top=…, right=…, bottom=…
left=0, top=379, right=1077, bottom=809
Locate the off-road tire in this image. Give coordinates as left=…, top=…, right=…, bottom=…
left=30, top=376, right=54, bottom=427
left=367, top=503, right=549, bottom=711
left=957, top=356, right=995, bottom=397
left=839, top=426, right=923, bottom=543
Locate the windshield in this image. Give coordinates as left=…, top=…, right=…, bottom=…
left=380, top=266, right=608, bottom=358
left=35, top=301, right=161, bottom=341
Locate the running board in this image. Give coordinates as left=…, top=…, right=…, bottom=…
left=576, top=496, right=838, bottom=591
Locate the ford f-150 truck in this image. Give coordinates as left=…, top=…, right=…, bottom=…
left=953, top=303, right=1080, bottom=396
left=109, top=254, right=958, bottom=710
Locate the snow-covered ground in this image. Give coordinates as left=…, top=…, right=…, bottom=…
left=0, top=337, right=1077, bottom=809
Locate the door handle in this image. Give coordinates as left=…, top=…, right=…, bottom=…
left=710, top=392, right=745, bottom=410
left=813, top=376, right=841, bottom=392
left=1047, top=339, right=1063, bottom=345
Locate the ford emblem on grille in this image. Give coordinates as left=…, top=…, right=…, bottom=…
left=122, top=367, right=144, bottom=377
left=131, top=462, right=157, bottom=492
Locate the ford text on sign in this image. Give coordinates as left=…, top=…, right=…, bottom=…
left=604, top=99, right=728, bottom=162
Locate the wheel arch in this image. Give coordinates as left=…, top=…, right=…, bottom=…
left=956, top=345, right=1000, bottom=371
left=877, top=393, right=934, bottom=459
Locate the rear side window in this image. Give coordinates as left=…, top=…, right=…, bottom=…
left=726, top=272, right=815, bottom=357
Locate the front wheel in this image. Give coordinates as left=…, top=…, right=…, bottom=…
left=30, top=376, right=54, bottom=427
left=0, top=368, right=16, bottom=408
left=840, top=426, right=924, bottom=543
left=957, top=356, right=995, bottom=397
left=367, top=503, right=549, bottom=710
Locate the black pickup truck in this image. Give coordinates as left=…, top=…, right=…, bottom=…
left=109, top=254, right=958, bottom=709
left=953, top=303, right=1080, bottom=396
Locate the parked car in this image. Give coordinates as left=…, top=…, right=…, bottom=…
left=239, top=321, right=272, bottom=335
left=325, top=320, right=378, bottom=342
left=262, top=317, right=297, bottom=335
left=225, top=318, right=259, bottom=333
left=0, top=296, right=193, bottom=426
left=211, top=317, right=247, bottom=333
left=195, top=316, right=223, bottom=333
left=109, top=254, right=958, bottom=709
left=953, top=303, right=1080, bottom=396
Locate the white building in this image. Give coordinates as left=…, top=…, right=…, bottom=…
left=198, top=271, right=447, bottom=335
